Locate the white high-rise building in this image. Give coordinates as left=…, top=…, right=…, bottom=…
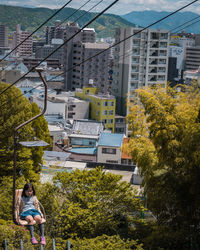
left=112, top=27, right=170, bottom=116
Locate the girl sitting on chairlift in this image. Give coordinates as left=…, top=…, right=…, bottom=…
left=20, top=183, right=46, bottom=245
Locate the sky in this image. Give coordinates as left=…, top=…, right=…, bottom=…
left=1, top=0, right=200, bottom=15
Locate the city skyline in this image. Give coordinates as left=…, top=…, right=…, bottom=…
left=1, top=0, right=200, bottom=15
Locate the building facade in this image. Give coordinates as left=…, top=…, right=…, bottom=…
left=0, top=23, right=8, bottom=47
left=112, top=27, right=170, bottom=116
left=75, top=86, right=116, bottom=132
left=12, top=24, right=32, bottom=57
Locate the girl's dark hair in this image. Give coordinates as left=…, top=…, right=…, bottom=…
left=22, top=183, right=36, bottom=197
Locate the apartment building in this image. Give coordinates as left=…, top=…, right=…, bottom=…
left=0, top=23, right=8, bottom=47
left=12, top=24, right=32, bottom=57
left=46, top=22, right=110, bottom=92
left=45, top=22, right=96, bottom=45
left=35, top=39, right=64, bottom=65
left=185, top=47, right=200, bottom=70
left=75, top=86, right=116, bottom=132
left=112, top=27, right=169, bottom=116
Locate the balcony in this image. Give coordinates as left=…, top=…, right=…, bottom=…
left=149, top=68, right=157, bottom=73
left=150, top=51, right=158, bottom=56
left=151, top=42, right=159, bottom=48
left=150, top=60, right=158, bottom=65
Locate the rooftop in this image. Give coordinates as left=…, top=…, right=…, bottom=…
left=98, top=133, right=124, bottom=147
left=68, top=147, right=97, bottom=155
left=72, top=119, right=104, bottom=135
left=43, top=150, right=71, bottom=161
left=83, top=42, right=109, bottom=49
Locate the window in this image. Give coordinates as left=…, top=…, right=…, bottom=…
left=103, top=110, right=107, bottom=115
left=109, top=101, right=114, bottom=106
left=108, top=119, right=113, bottom=124
left=109, top=110, right=113, bottom=115
left=102, top=119, right=107, bottom=124
left=102, top=148, right=116, bottom=154
left=103, top=101, right=108, bottom=106
left=106, top=160, right=118, bottom=163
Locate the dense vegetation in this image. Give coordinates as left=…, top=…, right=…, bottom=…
left=1, top=81, right=200, bottom=248
left=125, top=83, right=200, bottom=249
left=0, top=4, right=134, bottom=38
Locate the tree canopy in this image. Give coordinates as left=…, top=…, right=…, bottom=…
left=0, top=82, right=51, bottom=182
left=126, top=84, right=200, bottom=247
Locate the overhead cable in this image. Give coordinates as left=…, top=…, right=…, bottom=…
left=0, top=0, right=73, bottom=63
left=0, top=0, right=119, bottom=96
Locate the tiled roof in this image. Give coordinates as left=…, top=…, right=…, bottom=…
left=98, top=133, right=124, bottom=147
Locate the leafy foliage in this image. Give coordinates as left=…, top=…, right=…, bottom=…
left=51, top=168, right=144, bottom=240
left=126, top=84, right=200, bottom=246
left=0, top=82, right=51, bottom=182
left=69, top=235, right=143, bottom=250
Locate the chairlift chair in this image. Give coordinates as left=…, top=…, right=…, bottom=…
left=14, top=189, right=46, bottom=226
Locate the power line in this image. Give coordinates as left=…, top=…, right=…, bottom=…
left=1, top=0, right=198, bottom=108
left=0, top=0, right=73, bottom=63
left=170, top=15, right=200, bottom=33
left=0, top=0, right=105, bottom=108
left=172, top=17, right=200, bottom=34
left=42, top=0, right=199, bottom=84
left=0, top=0, right=119, bottom=96
left=1, top=0, right=100, bottom=78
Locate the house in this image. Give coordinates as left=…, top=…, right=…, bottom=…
left=69, top=119, right=104, bottom=148
left=75, top=86, right=116, bottom=132
left=97, top=132, right=124, bottom=164
left=67, top=147, right=97, bottom=162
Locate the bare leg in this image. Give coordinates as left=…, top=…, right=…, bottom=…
left=25, top=215, right=34, bottom=225
left=34, top=215, right=45, bottom=237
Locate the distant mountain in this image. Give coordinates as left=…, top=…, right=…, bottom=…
left=0, top=4, right=135, bottom=37
left=122, top=11, right=200, bottom=34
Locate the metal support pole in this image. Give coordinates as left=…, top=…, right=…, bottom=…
left=13, top=69, right=48, bottom=224
left=20, top=239, right=23, bottom=250
left=53, top=238, right=56, bottom=250
left=67, top=240, right=71, bottom=250
left=4, top=238, right=7, bottom=250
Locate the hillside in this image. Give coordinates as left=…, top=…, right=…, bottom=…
left=0, top=4, right=135, bottom=37
left=122, top=10, right=200, bottom=34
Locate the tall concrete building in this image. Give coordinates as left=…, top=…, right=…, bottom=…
left=63, top=23, right=110, bottom=92
left=0, top=23, right=8, bottom=47
left=185, top=47, right=200, bottom=70
left=12, top=24, right=32, bottom=57
left=112, top=27, right=170, bottom=116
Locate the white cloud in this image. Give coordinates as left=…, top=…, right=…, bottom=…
left=1, top=0, right=200, bottom=15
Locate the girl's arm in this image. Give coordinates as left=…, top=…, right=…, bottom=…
left=33, top=196, right=40, bottom=211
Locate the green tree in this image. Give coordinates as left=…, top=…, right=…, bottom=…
left=126, top=84, right=200, bottom=246
left=0, top=82, right=51, bottom=182
left=31, top=103, right=51, bottom=172
left=52, top=168, right=144, bottom=240
left=69, top=235, right=143, bottom=250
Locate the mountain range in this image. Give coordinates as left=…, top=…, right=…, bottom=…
left=0, top=4, right=134, bottom=38
left=0, top=5, right=200, bottom=38
left=122, top=11, right=200, bottom=34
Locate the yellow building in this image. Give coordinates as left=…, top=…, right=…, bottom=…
left=75, top=87, right=116, bottom=132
